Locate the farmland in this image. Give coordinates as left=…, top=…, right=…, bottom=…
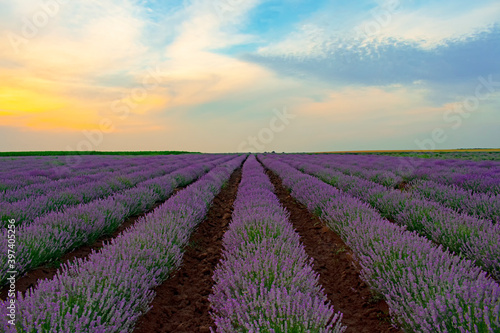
left=0, top=153, right=499, bottom=332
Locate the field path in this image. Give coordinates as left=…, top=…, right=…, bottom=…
left=264, top=166, right=400, bottom=333
left=133, top=167, right=242, bottom=333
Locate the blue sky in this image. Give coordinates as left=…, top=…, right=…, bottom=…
left=0, top=0, right=499, bottom=152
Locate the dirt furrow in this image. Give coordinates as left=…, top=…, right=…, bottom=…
left=133, top=168, right=242, bottom=333
left=264, top=167, right=400, bottom=333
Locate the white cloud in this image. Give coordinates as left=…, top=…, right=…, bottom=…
left=0, top=0, right=303, bottom=132
left=154, top=0, right=299, bottom=112
left=367, top=2, right=500, bottom=48
left=167, top=0, right=261, bottom=53
left=1, top=0, right=150, bottom=80
left=256, top=0, right=500, bottom=59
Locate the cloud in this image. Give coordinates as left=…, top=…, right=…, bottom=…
left=246, top=0, right=500, bottom=89
left=0, top=0, right=288, bottom=133
left=1, top=0, right=499, bottom=152
left=365, top=1, right=500, bottom=48
left=1, top=1, right=150, bottom=77
left=246, top=24, right=500, bottom=87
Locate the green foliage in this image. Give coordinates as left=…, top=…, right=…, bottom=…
left=313, top=206, right=323, bottom=217
left=332, top=245, right=347, bottom=255
left=115, top=177, right=133, bottom=187
left=46, top=259, right=63, bottom=269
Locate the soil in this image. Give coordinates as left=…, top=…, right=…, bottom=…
left=264, top=167, right=400, bottom=333
left=132, top=168, right=242, bottom=333
left=396, top=181, right=411, bottom=191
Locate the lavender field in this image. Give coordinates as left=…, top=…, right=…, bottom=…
left=0, top=153, right=499, bottom=332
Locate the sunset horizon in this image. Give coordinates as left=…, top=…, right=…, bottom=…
left=1, top=0, right=499, bottom=153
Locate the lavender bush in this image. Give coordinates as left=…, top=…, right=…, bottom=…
left=278, top=155, right=500, bottom=281
left=209, top=155, right=345, bottom=333
left=0, top=157, right=206, bottom=227
left=294, top=154, right=500, bottom=223
left=0, top=155, right=233, bottom=286
left=0, top=156, right=185, bottom=204
left=0, top=155, right=153, bottom=192
left=259, top=154, right=500, bottom=333
left=408, top=179, right=500, bottom=223
left=0, top=155, right=245, bottom=332
left=308, top=154, right=500, bottom=195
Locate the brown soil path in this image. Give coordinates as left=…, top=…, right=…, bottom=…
left=264, top=167, right=400, bottom=333
left=132, top=168, right=242, bottom=333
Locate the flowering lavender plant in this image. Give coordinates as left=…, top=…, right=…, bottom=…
left=0, top=155, right=233, bottom=286
left=278, top=154, right=500, bottom=280
left=259, top=154, right=500, bottom=333
left=209, top=155, right=345, bottom=333
left=0, top=155, right=245, bottom=332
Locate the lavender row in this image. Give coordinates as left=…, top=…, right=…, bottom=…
left=0, top=156, right=103, bottom=174
left=1, top=174, right=109, bottom=204
left=320, top=153, right=500, bottom=173
left=0, top=154, right=157, bottom=178
left=316, top=154, right=500, bottom=195
left=0, top=155, right=232, bottom=286
left=309, top=153, right=499, bottom=189
left=302, top=155, right=500, bottom=222
left=326, top=154, right=500, bottom=192
left=0, top=156, right=181, bottom=204
left=409, top=179, right=500, bottom=223
left=259, top=155, right=500, bottom=333
left=0, top=159, right=171, bottom=226
left=308, top=156, right=403, bottom=187
left=278, top=155, right=500, bottom=280
left=0, top=154, right=219, bottom=204
left=0, top=155, right=138, bottom=191
left=0, top=155, right=180, bottom=192
left=0, top=155, right=212, bottom=227
left=0, top=155, right=245, bottom=332
left=373, top=151, right=500, bottom=162
left=209, top=156, right=345, bottom=332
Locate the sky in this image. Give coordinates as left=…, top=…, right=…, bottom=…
left=0, top=0, right=499, bottom=153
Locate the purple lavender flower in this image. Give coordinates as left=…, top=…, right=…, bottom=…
left=259, top=154, right=500, bottom=332
left=0, top=155, right=245, bottom=332
left=209, top=155, right=345, bottom=332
